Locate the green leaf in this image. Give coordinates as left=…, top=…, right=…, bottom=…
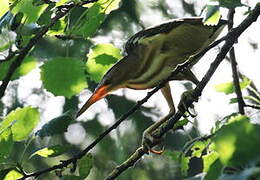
left=48, top=19, right=66, bottom=36
left=79, top=153, right=93, bottom=179
left=36, top=110, right=74, bottom=137
left=40, top=57, right=87, bottom=98
left=0, top=107, right=39, bottom=141
left=11, top=0, right=48, bottom=23
left=204, top=159, right=223, bottom=180
left=180, top=155, right=190, bottom=177
left=86, top=43, right=122, bottom=82
left=191, top=141, right=209, bottom=158
left=219, top=0, right=243, bottom=8
left=203, top=5, right=221, bottom=25
left=172, top=119, right=189, bottom=131
left=37, top=3, right=55, bottom=26
left=0, top=0, right=9, bottom=18
left=95, top=0, right=121, bottom=14
left=2, top=169, right=23, bottom=180
left=202, top=151, right=219, bottom=172
left=215, top=77, right=251, bottom=94
left=31, top=145, right=70, bottom=158
left=0, top=128, right=13, bottom=163
left=70, top=4, right=105, bottom=39
left=163, top=150, right=181, bottom=161
left=0, top=56, right=37, bottom=80
left=213, top=115, right=260, bottom=166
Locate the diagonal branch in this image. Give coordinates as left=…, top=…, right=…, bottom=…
left=106, top=3, right=260, bottom=179
left=0, top=0, right=98, bottom=99
left=228, top=8, right=245, bottom=114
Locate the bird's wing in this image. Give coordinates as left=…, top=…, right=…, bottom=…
left=124, top=17, right=227, bottom=54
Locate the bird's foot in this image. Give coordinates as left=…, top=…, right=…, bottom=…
left=142, top=129, right=164, bottom=155
left=178, top=90, right=198, bottom=118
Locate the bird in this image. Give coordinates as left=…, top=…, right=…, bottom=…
left=76, top=17, right=227, bottom=118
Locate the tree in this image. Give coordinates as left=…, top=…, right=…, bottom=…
left=0, top=0, right=259, bottom=179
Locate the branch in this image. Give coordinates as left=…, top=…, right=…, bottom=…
left=228, top=8, right=245, bottom=114
left=105, top=3, right=260, bottom=179
left=0, top=0, right=98, bottom=99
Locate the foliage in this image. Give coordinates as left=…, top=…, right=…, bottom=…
left=0, top=0, right=259, bottom=179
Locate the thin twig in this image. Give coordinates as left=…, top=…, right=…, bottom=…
left=106, top=4, right=260, bottom=179
left=228, top=8, right=245, bottom=114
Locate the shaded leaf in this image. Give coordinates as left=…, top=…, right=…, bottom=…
left=79, top=153, right=93, bottom=178
left=40, top=57, right=87, bottom=98
left=1, top=107, right=39, bottom=141
left=36, top=110, right=74, bottom=138
left=173, top=119, right=189, bottom=131
left=86, top=43, right=122, bottom=82
left=204, top=159, right=223, bottom=180
left=219, top=0, right=243, bottom=8
left=0, top=128, right=13, bottom=163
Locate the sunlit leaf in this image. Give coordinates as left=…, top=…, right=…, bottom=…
left=213, top=115, right=260, bottom=166
left=97, top=0, right=121, bottom=14
left=31, top=145, right=70, bottom=158
left=203, top=5, right=221, bottom=25
left=191, top=140, right=209, bottom=158
left=11, top=0, right=48, bottom=23
left=215, top=77, right=251, bottom=94
left=0, top=128, right=13, bottom=163
left=36, top=110, right=74, bottom=137
left=0, top=0, right=9, bottom=18
left=3, top=169, right=22, bottom=180
left=79, top=153, right=93, bottom=178
left=181, top=155, right=190, bottom=176
left=86, top=43, right=122, bottom=82
left=1, top=107, right=39, bottom=141
left=172, top=119, right=189, bottom=131
left=40, top=57, right=87, bottom=98
left=203, top=151, right=219, bottom=172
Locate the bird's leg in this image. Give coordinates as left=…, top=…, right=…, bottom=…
left=142, top=82, right=176, bottom=154
left=178, top=70, right=199, bottom=117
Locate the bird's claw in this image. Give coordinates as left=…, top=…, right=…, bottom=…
left=178, top=90, right=198, bottom=117
left=142, top=130, right=164, bottom=155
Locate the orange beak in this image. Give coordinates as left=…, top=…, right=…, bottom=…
left=76, top=85, right=110, bottom=117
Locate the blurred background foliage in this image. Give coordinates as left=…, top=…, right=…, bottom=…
left=0, top=0, right=260, bottom=179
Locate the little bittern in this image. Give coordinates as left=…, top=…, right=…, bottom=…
left=77, top=17, right=227, bottom=117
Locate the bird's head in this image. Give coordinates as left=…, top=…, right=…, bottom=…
left=76, top=56, right=133, bottom=117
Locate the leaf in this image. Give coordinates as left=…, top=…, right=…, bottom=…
left=70, top=4, right=105, bottom=39
left=95, top=0, right=121, bottom=14
left=40, top=57, right=87, bottom=98
left=31, top=145, right=70, bottom=158
left=86, top=43, right=122, bottom=82
left=36, top=110, right=74, bottom=138
left=202, top=151, right=219, bottom=172
left=0, top=107, right=39, bottom=141
left=191, top=140, right=209, bottom=158
left=0, top=56, right=37, bottom=80
left=163, top=150, right=181, bottom=161
left=37, top=3, right=55, bottom=26
left=203, top=5, right=221, bottom=26
left=172, top=119, right=189, bottom=131
left=219, top=0, right=243, bottom=8
left=2, top=169, right=23, bottom=180
left=181, top=155, right=190, bottom=177
left=79, top=153, right=93, bottom=179
left=0, top=0, right=9, bottom=18
left=0, top=128, right=13, bottom=163
left=61, top=175, right=82, bottom=180
left=204, top=159, right=223, bottom=180
left=215, top=77, right=251, bottom=94
left=11, top=0, right=48, bottom=23
left=213, top=115, right=260, bottom=166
